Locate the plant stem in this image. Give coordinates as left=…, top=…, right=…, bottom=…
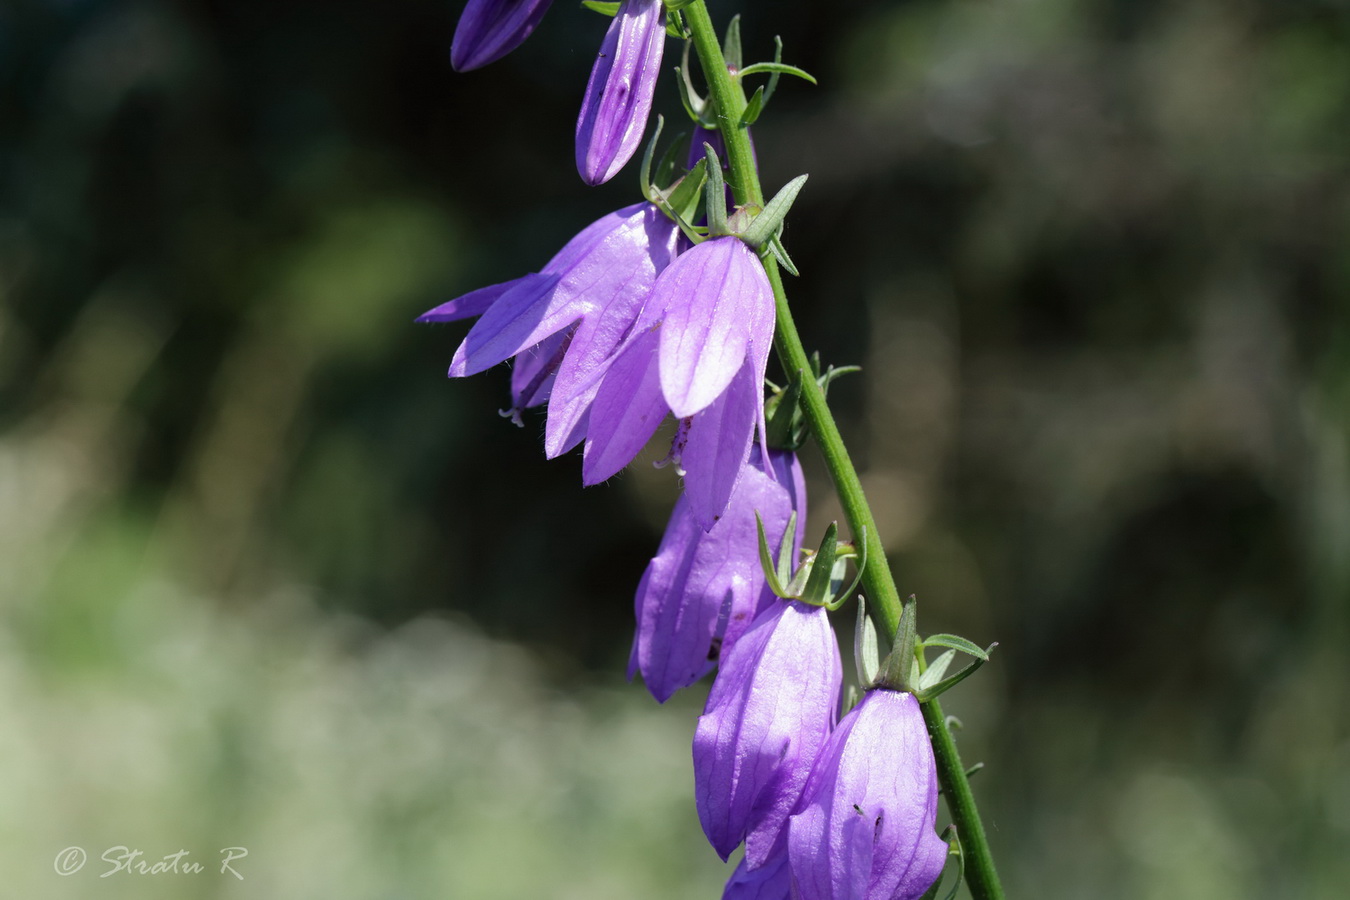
left=684, top=4, right=1005, bottom=897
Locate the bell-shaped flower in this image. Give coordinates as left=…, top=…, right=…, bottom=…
left=629, top=447, right=805, bottom=702
left=694, top=601, right=842, bottom=869
left=787, top=689, right=947, bottom=900
left=582, top=235, right=776, bottom=527
left=575, top=0, right=667, bottom=185
left=451, top=0, right=554, bottom=72
left=418, top=202, right=679, bottom=454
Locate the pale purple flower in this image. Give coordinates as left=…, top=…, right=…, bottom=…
left=451, top=0, right=554, bottom=72
left=575, top=0, right=667, bottom=185
left=629, top=447, right=805, bottom=702
left=787, top=690, right=947, bottom=900
left=418, top=202, right=679, bottom=454
left=694, top=600, right=842, bottom=868
left=582, top=236, right=776, bottom=527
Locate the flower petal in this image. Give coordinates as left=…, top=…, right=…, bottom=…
left=582, top=326, right=668, bottom=485
left=451, top=0, right=554, bottom=72
left=417, top=277, right=528, bottom=324
left=575, top=0, right=666, bottom=186
left=694, top=602, right=842, bottom=863
left=681, top=360, right=758, bottom=530
left=657, top=237, right=772, bottom=419
left=722, top=851, right=792, bottom=900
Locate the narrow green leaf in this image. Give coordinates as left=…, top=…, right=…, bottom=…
left=639, top=114, right=665, bottom=202
left=581, top=1, right=620, bottom=16
left=922, top=634, right=993, bottom=662
left=915, top=657, right=987, bottom=703
left=665, top=10, right=685, bottom=39
left=737, top=62, right=818, bottom=84
left=662, top=157, right=707, bottom=223
left=918, top=649, right=956, bottom=691
left=741, top=84, right=766, bottom=126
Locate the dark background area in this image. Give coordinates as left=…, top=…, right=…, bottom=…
left=3, top=0, right=1349, bottom=897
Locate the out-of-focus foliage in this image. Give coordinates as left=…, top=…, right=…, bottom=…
left=3, top=0, right=1349, bottom=897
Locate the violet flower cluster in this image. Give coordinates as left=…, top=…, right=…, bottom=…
left=432, top=3, right=954, bottom=898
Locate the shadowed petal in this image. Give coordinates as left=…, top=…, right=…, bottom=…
left=451, top=0, right=554, bottom=72
left=723, top=851, right=791, bottom=900
left=417, top=277, right=535, bottom=324
left=575, top=0, right=666, bottom=186
left=629, top=447, right=803, bottom=702
left=582, top=326, right=668, bottom=485
left=682, top=361, right=758, bottom=530
left=510, top=327, right=572, bottom=410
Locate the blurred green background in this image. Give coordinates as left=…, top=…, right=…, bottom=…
left=3, top=0, right=1349, bottom=896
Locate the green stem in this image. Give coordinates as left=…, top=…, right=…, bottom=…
left=684, top=4, right=1005, bottom=898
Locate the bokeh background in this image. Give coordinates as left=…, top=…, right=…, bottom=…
left=3, top=0, right=1349, bottom=896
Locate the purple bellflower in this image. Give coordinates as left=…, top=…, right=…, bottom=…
left=451, top=0, right=554, bottom=72
left=787, top=689, right=948, bottom=900
left=630, top=446, right=805, bottom=703
left=694, top=600, right=843, bottom=870
left=576, top=0, right=667, bottom=185
left=582, top=235, right=776, bottom=528
left=418, top=202, right=679, bottom=454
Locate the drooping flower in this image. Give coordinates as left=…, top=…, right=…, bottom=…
left=451, top=0, right=554, bottom=72
left=576, top=0, right=667, bottom=185
left=418, top=202, right=679, bottom=454
left=583, top=235, right=776, bottom=527
left=694, top=600, right=842, bottom=868
left=629, top=446, right=805, bottom=702
left=787, top=689, right=948, bottom=900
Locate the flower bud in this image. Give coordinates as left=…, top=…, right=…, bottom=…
left=451, top=0, right=553, bottom=72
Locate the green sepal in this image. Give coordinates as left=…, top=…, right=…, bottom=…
left=799, top=522, right=839, bottom=606
left=581, top=1, right=620, bottom=16
left=639, top=114, right=666, bottom=203
left=766, top=233, right=799, bottom=276
left=738, top=61, right=818, bottom=84
left=764, top=375, right=803, bottom=450
left=754, top=510, right=795, bottom=599
left=665, top=10, right=685, bottom=39
left=662, top=0, right=699, bottom=11
left=876, top=595, right=919, bottom=691
left=663, top=156, right=707, bottom=224
left=675, top=42, right=707, bottom=123
left=921, top=633, right=991, bottom=662
left=741, top=173, right=808, bottom=247
left=722, top=14, right=742, bottom=72
left=702, top=143, right=728, bottom=236
left=775, top=510, right=796, bottom=587
left=854, top=595, right=879, bottom=688
left=826, top=526, right=866, bottom=611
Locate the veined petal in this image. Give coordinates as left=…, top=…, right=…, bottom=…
left=510, top=327, right=572, bottom=410
left=448, top=271, right=572, bottom=377
left=657, top=237, right=773, bottom=419
left=787, top=690, right=947, bottom=900
left=722, top=851, right=791, bottom=900
left=681, top=360, right=758, bottom=530
left=694, top=602, right=842, bottom=864
left=582, top=326, right=668, bottom=485
left=451, top=0, right=553, bottom=72
left=629, top=446, right=802, bottom=702
left=575, top=0, right=666, bottom=186
left=417, top=277, right=530, bottom=324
